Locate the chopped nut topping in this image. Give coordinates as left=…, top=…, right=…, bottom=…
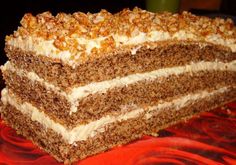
left=7, top=7, right=236, bottom=60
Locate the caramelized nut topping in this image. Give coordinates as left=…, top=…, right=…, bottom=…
left=7, top=7, right=236, bottom=61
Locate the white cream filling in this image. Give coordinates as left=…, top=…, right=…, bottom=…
left=1, top=86, right=230, bottom=144
left=7, top=30, right=236, bottom=68
left=2, top=60, right=236, bottom=114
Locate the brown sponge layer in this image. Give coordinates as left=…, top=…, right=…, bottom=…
left=1, top=87, right=235, bottom=164
left=3, top=68, right=236, bottom=127
left=5, top=41, right=235, bottom=90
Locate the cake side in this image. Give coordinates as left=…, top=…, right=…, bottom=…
left=1, top=86, right=235, bottom=163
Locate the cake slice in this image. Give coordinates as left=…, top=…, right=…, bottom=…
left=1, top=8, right=236, bottom=163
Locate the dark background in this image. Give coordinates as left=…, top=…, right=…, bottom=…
left=0, top=0, right=235, bottom=65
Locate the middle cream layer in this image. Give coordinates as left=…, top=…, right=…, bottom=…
left=2, top=60, right=236, bottom=114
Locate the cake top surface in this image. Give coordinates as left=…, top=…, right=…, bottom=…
left=6, top=7, right=236, bottom=67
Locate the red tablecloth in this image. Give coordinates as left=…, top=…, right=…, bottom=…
left=0, top=102, right=236, bottom=165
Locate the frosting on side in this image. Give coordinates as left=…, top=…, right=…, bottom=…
left=1, top=86, right=230, bottom=144
left=2, top=60, right=236, bottom=114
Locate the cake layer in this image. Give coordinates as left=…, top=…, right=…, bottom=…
left=1, top=86, right=235, bottom=163
left=2, top=60, right=236, bottom=126
left=6, top=8, right=236, bottom=69
left=6, top=41, right=235, bottom=89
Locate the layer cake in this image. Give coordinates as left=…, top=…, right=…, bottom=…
left=1, top=8, right=236, bottom=163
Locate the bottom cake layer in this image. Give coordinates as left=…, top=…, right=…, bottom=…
left=1, top=86, right=236, bottom=163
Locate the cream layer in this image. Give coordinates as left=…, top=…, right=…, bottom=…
left=7, top=30, right=236, bottom=68
left=2, top=60, right=236, bottom=114
left=1, top=86, right=230, bottom=145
